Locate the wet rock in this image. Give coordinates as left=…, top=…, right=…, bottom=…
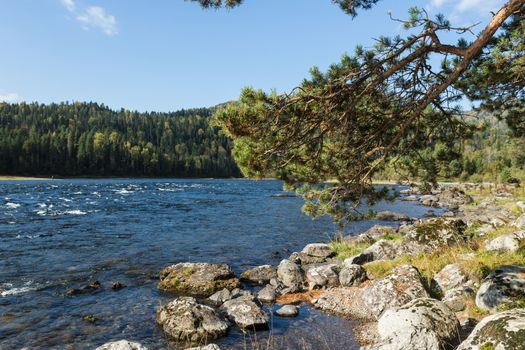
left=436, top=187, right=473, bottom=209
left=111, top=282, right=126, bottom=291
left=156, top=297, right=229, bottom=343
left=240, top=265, right=277, bottom=285
left=95, top=340, right=148, bottom=350
left=367, top=298, right=460, bottom=350
left=277, top=259, right=303, bottom=292
left=399, top=218, right=468, bottom=255
left=339, top=264, right=367, bottom=286
left=304, top=264, right=339, bottom=290
left=362, top=265, right=429, bottom=319
left=275, top=304, right=299, bottom=317
left=375, top=211, right=409, bottom=221
left=185, top=344, right=221, bottom=350
left=66, top=281, right=102, bottom=296
left=257, top=285, right=276, bottom=303
left=158, top=262, right=239, bottom=297
left=476, top=265, right=525, bottom=311
left=362, top=239, right=398, bottom=261
left=485, top=231, right=525, bottom=252
left=301, top=243, right=335, bottom=258
left=442, top=286, right=475, bottom=312
left=220, top=298, right=269, bottom=329
left=208, top=288, right=232, bottom=306
left=433, top=263, right=468, bottom=295
left=456, top=309, right=525, bottom=350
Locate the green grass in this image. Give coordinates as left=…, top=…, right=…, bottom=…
left=330, top=242, right=369, bottom=260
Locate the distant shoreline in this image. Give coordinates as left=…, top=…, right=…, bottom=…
left=0, top=175, right=51, bottom=181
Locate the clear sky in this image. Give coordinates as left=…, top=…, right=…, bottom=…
left=0, top=0, right=505, bottom=112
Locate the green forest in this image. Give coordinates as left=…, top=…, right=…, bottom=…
left=0, top=102, right=241, bottom=178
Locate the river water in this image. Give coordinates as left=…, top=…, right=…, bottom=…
left=0, top=179, right=435, bottom=350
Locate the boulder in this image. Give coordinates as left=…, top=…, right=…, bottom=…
left=304, top=264, right=339, bottom=290
left=240, top=265, right=277, bottom=285
left=343, top=225, right=395, bottom=246
left=277, top=259, right=303, bottom=292
left=156, top=297, right=229, bottom=343
left=185, top=345, right=221, bottom=350
left=366, top=298, right=460, bottom=350
left=362, top=265, right=429, bottom=319
left=257, top=285, right=276, bottom=303
left=158, top=262, right=239, bottom=297
left=433, top=263, right=468, bottom=295
left=402, top=195, right=419, bottom=201
left=420, top=195, right=439, bottom=207
left=208, top=288, right=232, bottom=306
left=275, top=304, right=299, bottom=317
left=301, top=243, right=335, bottom=258
left=288, top=251, right=327, bottom=265
left=512, top=214, right=525, bottom=229
left=362, top=239, right=398, bottom=261
left=343, top=252, right=374, bottom=265
left=442, top=286, right=475, bottom=312
left=229, top=288, right=254, bottom=301
left=436, top=187, right=473, bottom=209
left=95, top=340, right=148, bottom=350
left=339, top=264, right=367, bottom=286
left=375, top=211, right=409, bottom=221
left=399, top=218, right=468, bottom=255
left=220, top=298, right=269, bottom=329
left=457, top=309, right=525, bottom=350
left=485, top=231, right=525, bottom=252
left=476, top=265, right=525, bottom=310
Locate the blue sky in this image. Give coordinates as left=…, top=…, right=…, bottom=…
left=0, top=0, right=505, bottom=112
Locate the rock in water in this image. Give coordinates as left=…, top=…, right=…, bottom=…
left=156, top=297, right=229, bottom=343
left=158, top=262, right=239, bottom=297
left=220, top=298, right=269, bottom=329
left=362, top=265, right=429, bottom=319
left=367, top=298, right=460, bottom=350
left=476, top=265, right=525, bottom=310
left=240, top=265, right=277, bottom=284
left=456, top=309, right=525, bottom=350
left=207, top=288, right=232, bottom=306
left=375, top=211, right=409, bottom=221
left=277, top=259, right=303, bottom=292
left=95, top=340, right=148, bottom=350
left=257, top=284, right=276, bottom=303
left=275, top=304, right=299, bottom=317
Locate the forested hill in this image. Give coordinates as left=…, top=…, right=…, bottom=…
left=0, top=102, right=241, bottom=178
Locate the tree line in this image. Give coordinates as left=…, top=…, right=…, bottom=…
left=0, top=102, right=241, bottom=178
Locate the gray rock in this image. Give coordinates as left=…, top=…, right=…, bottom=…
left=343, top=252, right=374, bottom=265
left=513, top=214, right=525, bottom=228
left=362, top=265, right=429, bottom=319
left=185, top=345, right=221, bottom=350
left=402, top=195, right=419, bottom=201
left=436, top=187, right=473, bottom=209
left=375, top=211, right=409, bottom=221
left=301, top=243, right=335, bottom=258
left=158, top=262, right=239, bottom=297
left=277, top=259, right=303, bottom=292
left=420, top=194, right=438, bottom=207
left=442, top=286, right=475, bottom=312
left=208, top=288, right=232, bottom=306
left=156, top=297, right=229, bottom=343
left=304, top=264, right=339, bottom=290
left=240, top=265, right=277, bottom=285
left=343, top=225, right=396, bottom=246
left=275, top=304, right=299, bottom=317
left=288, top=251, right=328, bottom=265
left=257, top=285, right=276, bottom=303
left=433, top=263, right=468, bottom=295
left=95, top=340, right=148, bottom=350
left=230, top=288, right=254, bottom=301
left=476, top=265, right=525, bottom=310
left=362, top=239, right=398, bottom=261
left=485, top=231, right=525, bottom=252
left=457, top=309, right=525, bottom=350
left=220, top=298, right=269, bottom=329
left=339, top=264, right=367, bottom=286
left=475, top=223, right=495, bottom=237
left=366, top=298, right=460, bottom=350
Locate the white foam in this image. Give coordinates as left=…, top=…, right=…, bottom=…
left=5, top=202, right=20, bottom=209
left=63, top=210, right=87, bottom=215
left=1, top=282, right=36, bottom=297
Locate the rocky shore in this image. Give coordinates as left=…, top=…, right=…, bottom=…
left=97, top=184, right=525, bottom=350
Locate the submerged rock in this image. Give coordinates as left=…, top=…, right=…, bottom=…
left=95, top=340, right=148, bottom=350
left=457, top=309, right=525, bottom=350
left=66, top=281, right=102, bottom=296
left=277, top=259, right=303, bottom=292
left=158, top=262, right=239, bottom=297
left=275, top=304, right=299, bottom=317
left=156, top=297, right=229, bottom=343
left=240, top=265, right=277, bottom=285
left=476, top=265, right=525, bottom=310
left=367, top=298, right=460, bottom=350
left=220, top=298, right=269, bottom=329
left=362, top=265, right=429, bottom=319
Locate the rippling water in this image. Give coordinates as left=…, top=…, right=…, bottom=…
left=0, top=179, right=436, bottom=349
